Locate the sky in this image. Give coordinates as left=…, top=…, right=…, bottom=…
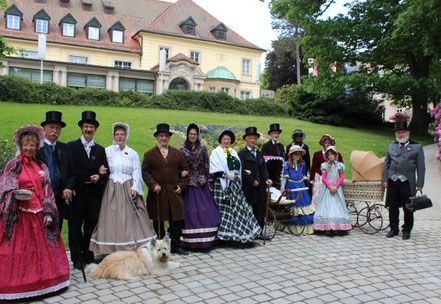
left=190, top=0, right=350, bottom=68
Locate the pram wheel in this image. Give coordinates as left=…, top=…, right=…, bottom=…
left=357, top=205, right=383, bottom=234
left=371, top=204, right=389, bottom=231
left=263, top=208, right=277, bottom=240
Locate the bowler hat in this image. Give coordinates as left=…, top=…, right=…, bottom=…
left=218, top=129, right=235, bottom=144
left=78, top=111, right=99, bottom=128
left=268, top=123, right=282, bottom=135
left=394, top=120, right=409, bottom=132
left=41, top=111, right=66, bottom=128
left=243, top=127, right=260, bottom=140
left=154, top=123, right=173, bottom=137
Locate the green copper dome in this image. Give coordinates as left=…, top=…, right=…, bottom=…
left=206, top=66, right=237, bottom=80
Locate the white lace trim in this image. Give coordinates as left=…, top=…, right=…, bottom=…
left=182, top=227, right=218, bottom=234
left=180, top=236, right=216, bottom=243
left=0, top=279, right=70, bottom=300
left=90, top=236, right=155, bottom=246
left=18, top=207, right=43, bottom=214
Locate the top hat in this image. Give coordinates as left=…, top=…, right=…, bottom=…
left=186, top=123, right=199, bottom=136
left=292, top=129, right=305, bottom=141
left=288, top=145, right=306, bottom=156
left=243, top=127, right=260, bottom=140
left=218, top=129, right=235, bottom=144
left=394, top=120, right=409, bottom=132
left=318, top=134, right=336, bottom=146
left=78, top=111, right=99, bottom=128
left=268, top=123, right=282, bottom=135
left=154, top=123, right=173, bottom=137
left=41, top=111, right=66, bottom=128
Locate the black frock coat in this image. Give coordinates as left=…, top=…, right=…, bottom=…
left=261, top=140, right=285, bottom=157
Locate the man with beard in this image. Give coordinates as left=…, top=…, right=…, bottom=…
left=36, top=111, right=76, bottom=231
left=68, top=111, right=109, bottom=269
left=382, top=114, right=425, bottom=240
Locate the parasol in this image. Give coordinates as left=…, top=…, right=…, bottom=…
left=350, top=150, right=383, bottom=182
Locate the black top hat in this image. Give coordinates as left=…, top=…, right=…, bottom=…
left=78, top=111, right=99, bottom=128
left=268, top=123, right=282, bottom=135
left=394, top=120, right=409, bottom=132
left=41, top=111, right=66, bottom=128
left=243, top=127, right=260, bottom=140
left=154, top=123, right=173, bottom=137
left=218, top=129, right=235, bottom=144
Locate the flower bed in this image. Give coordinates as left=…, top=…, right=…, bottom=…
left=170, top=124, right=269, bottom=154
left=430, top=104, right=441, bottom=161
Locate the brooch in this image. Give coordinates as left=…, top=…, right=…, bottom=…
left=39, top=170, right=45, bottom=177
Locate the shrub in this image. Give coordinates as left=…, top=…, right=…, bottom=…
left=0, top=75, right=289, bottom=117
left=0, top=136, right=15, bottom=172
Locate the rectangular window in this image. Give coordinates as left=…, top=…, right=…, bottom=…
left=6, top=15, right=20, bottom=30
left=69, top=55, right=88, bottom=64
left=242, top=59, right=251, bottom=74
left=35, top=19, right=48, bottom=33
left=60, top=0, right=69, bottom=8
left=62, top=23, right=75, bottom=37
left=209, top=87, right=216, bottom=93
left=120, top=77, right=154, bottom=95
left=221, top=87, right=230, bottom=95
left=114, top=61, right=132, bottom=69
left=112, top=30, right=123, bottom=43
left=160, top=47, right=170, bottom=60
left=88, top=27, right=99, bottom=40
left=10, top=67, right=52, bottom=83
left=190, top=51, right=199, bottom=63
left=67, top=73, right=105, bottom=89
left=240, top=91, right=251, bottom=100
left=19, top=50, right=39, bottom=59
left=82, top=3, right=92, bottom=11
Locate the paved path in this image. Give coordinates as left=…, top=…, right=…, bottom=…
left=20, top=144, right=441, bottom=304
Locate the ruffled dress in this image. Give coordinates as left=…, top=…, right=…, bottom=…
left=313, top=161, right=351, bottom=231
left=282, top=162, right=315, bottom=234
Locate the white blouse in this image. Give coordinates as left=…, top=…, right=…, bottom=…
left=105, top=145, right=144, bottom=195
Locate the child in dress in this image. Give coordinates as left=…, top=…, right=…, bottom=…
left=313, top=146, right=351, bottom=233
left=280, top=145, right=315, bottom=235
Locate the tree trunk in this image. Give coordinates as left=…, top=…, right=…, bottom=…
left=409, top=93, right=430, bottom=135
left=295, top=25, right=301, bottom=85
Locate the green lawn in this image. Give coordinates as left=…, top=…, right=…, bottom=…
left=0, top=102, right=433, bottom=246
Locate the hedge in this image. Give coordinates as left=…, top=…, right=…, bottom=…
left=0, top=75, right=289, bottom=117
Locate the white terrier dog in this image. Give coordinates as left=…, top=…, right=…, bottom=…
left=86, top=235, right=180, bottom=280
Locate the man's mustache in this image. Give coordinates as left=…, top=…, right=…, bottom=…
left=49, top=132, right=59, bottom=137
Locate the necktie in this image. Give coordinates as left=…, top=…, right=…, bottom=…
left=400, top=143, right=404, bottom=149
left=274, top=142, right=280, bottom=156
left=157, top=144, right=167, bottom=159
left=44, top=143, right=61, bottom=195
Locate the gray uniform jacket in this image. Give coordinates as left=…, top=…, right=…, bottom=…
left=382, top=140, right=425, bottom=197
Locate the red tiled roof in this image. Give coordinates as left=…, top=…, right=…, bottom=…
left=0, top=0, right=264, bottom=55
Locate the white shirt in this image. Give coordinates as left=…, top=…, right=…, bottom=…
left=105, top=145, right=144, bottom=195
left=247, top=145, right=257, bottom=158
left=81, top=135, right=95, bottom=157
left=44, top=138, right=57, bottom=148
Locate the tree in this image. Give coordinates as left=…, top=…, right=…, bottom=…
left=0, top=0, right=16, bottom=61
left=269, top=0, right=441, bottom=134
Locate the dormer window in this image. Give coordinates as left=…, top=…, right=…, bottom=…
left=5, top=4, right=23, bottom=30
left=102, top=1, right=114, bottom=15
left=59, top=13, right=77, bottom=37
left=84, top=17, right=101, bottom=41
left=179, top=16, right=197, bottom=36
left=82, top=0, right=92, bottom=11
left=210, top=23, right=228, bottom=41
left=60, top=0, right=70, bottom=8
left=108, top=21, right=125, bottom=44
left=33, top=9, right=50, bottom=34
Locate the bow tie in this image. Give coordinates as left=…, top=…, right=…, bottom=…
left=223, top=147, right=232, bottom=155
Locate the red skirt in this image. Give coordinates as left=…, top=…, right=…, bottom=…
left=0, top=212, right=70, bottom=300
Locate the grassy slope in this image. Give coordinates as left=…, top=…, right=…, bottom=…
left=1, top=102, right=433, bottom=246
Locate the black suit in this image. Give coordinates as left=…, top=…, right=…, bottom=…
left=36, top=141, right=76, bottom=231
left=238, top=147, right=270, bottom=228
left=261, top=140, right=285, bottom=189
left=67, top=138, right=109, bottom=264
left=261, top=140, right=285, bottom=157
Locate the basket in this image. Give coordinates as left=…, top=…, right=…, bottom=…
left=342, top=180, right=385, bottom=202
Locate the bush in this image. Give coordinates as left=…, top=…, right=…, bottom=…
left=0, top=136, right=15, bottom=172
left=0, top=75, right=289, bottom=117
left=276, top=84, right=382, bottom=127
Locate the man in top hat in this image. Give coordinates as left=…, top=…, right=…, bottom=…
left=382, top=115, right=425, bottom=240
left=36, top=111, right=76, bottom=231
left=238, top=127, right=272, bottom=229
left=67, top=111, right=109, bottom=268
left=261, top=123, right=285, bottom=157
left=142, top=123, right=189, bottom=255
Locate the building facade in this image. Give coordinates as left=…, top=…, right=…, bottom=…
left=0, top=0, right=265, bottom=99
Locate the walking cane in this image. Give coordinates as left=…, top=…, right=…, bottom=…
left=264, top=185, right=271, bottom=245
left=65, top=198, right=87, bottom=282
left=130, top=194, right=139, bottom=249
left=156, top=193, right=161, bottom=239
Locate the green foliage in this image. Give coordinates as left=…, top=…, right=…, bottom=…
left=0, top=75, right=289, bottom=117
left=0, top=136, right=14, bottom=171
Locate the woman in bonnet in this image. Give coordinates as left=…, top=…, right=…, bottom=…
left=0, top=125, right=70, bottom=300
left=90, top=122, right=156, bottom=254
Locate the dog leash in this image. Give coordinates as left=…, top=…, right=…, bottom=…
left=130, top=194, right=139, bottom=249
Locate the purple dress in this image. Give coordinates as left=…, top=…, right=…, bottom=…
left=180, top=141, right=221, bottom=248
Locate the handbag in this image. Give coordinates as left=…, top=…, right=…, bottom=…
left=405, top=190, right=433, bottom=212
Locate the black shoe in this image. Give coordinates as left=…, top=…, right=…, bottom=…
left=171, top=247, right=189, bottom=255
left=386, top=230, right=398, bottom=238
left=73, top=262, right=83, bottom=270
left=402, top=231, right=410, bottom=240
